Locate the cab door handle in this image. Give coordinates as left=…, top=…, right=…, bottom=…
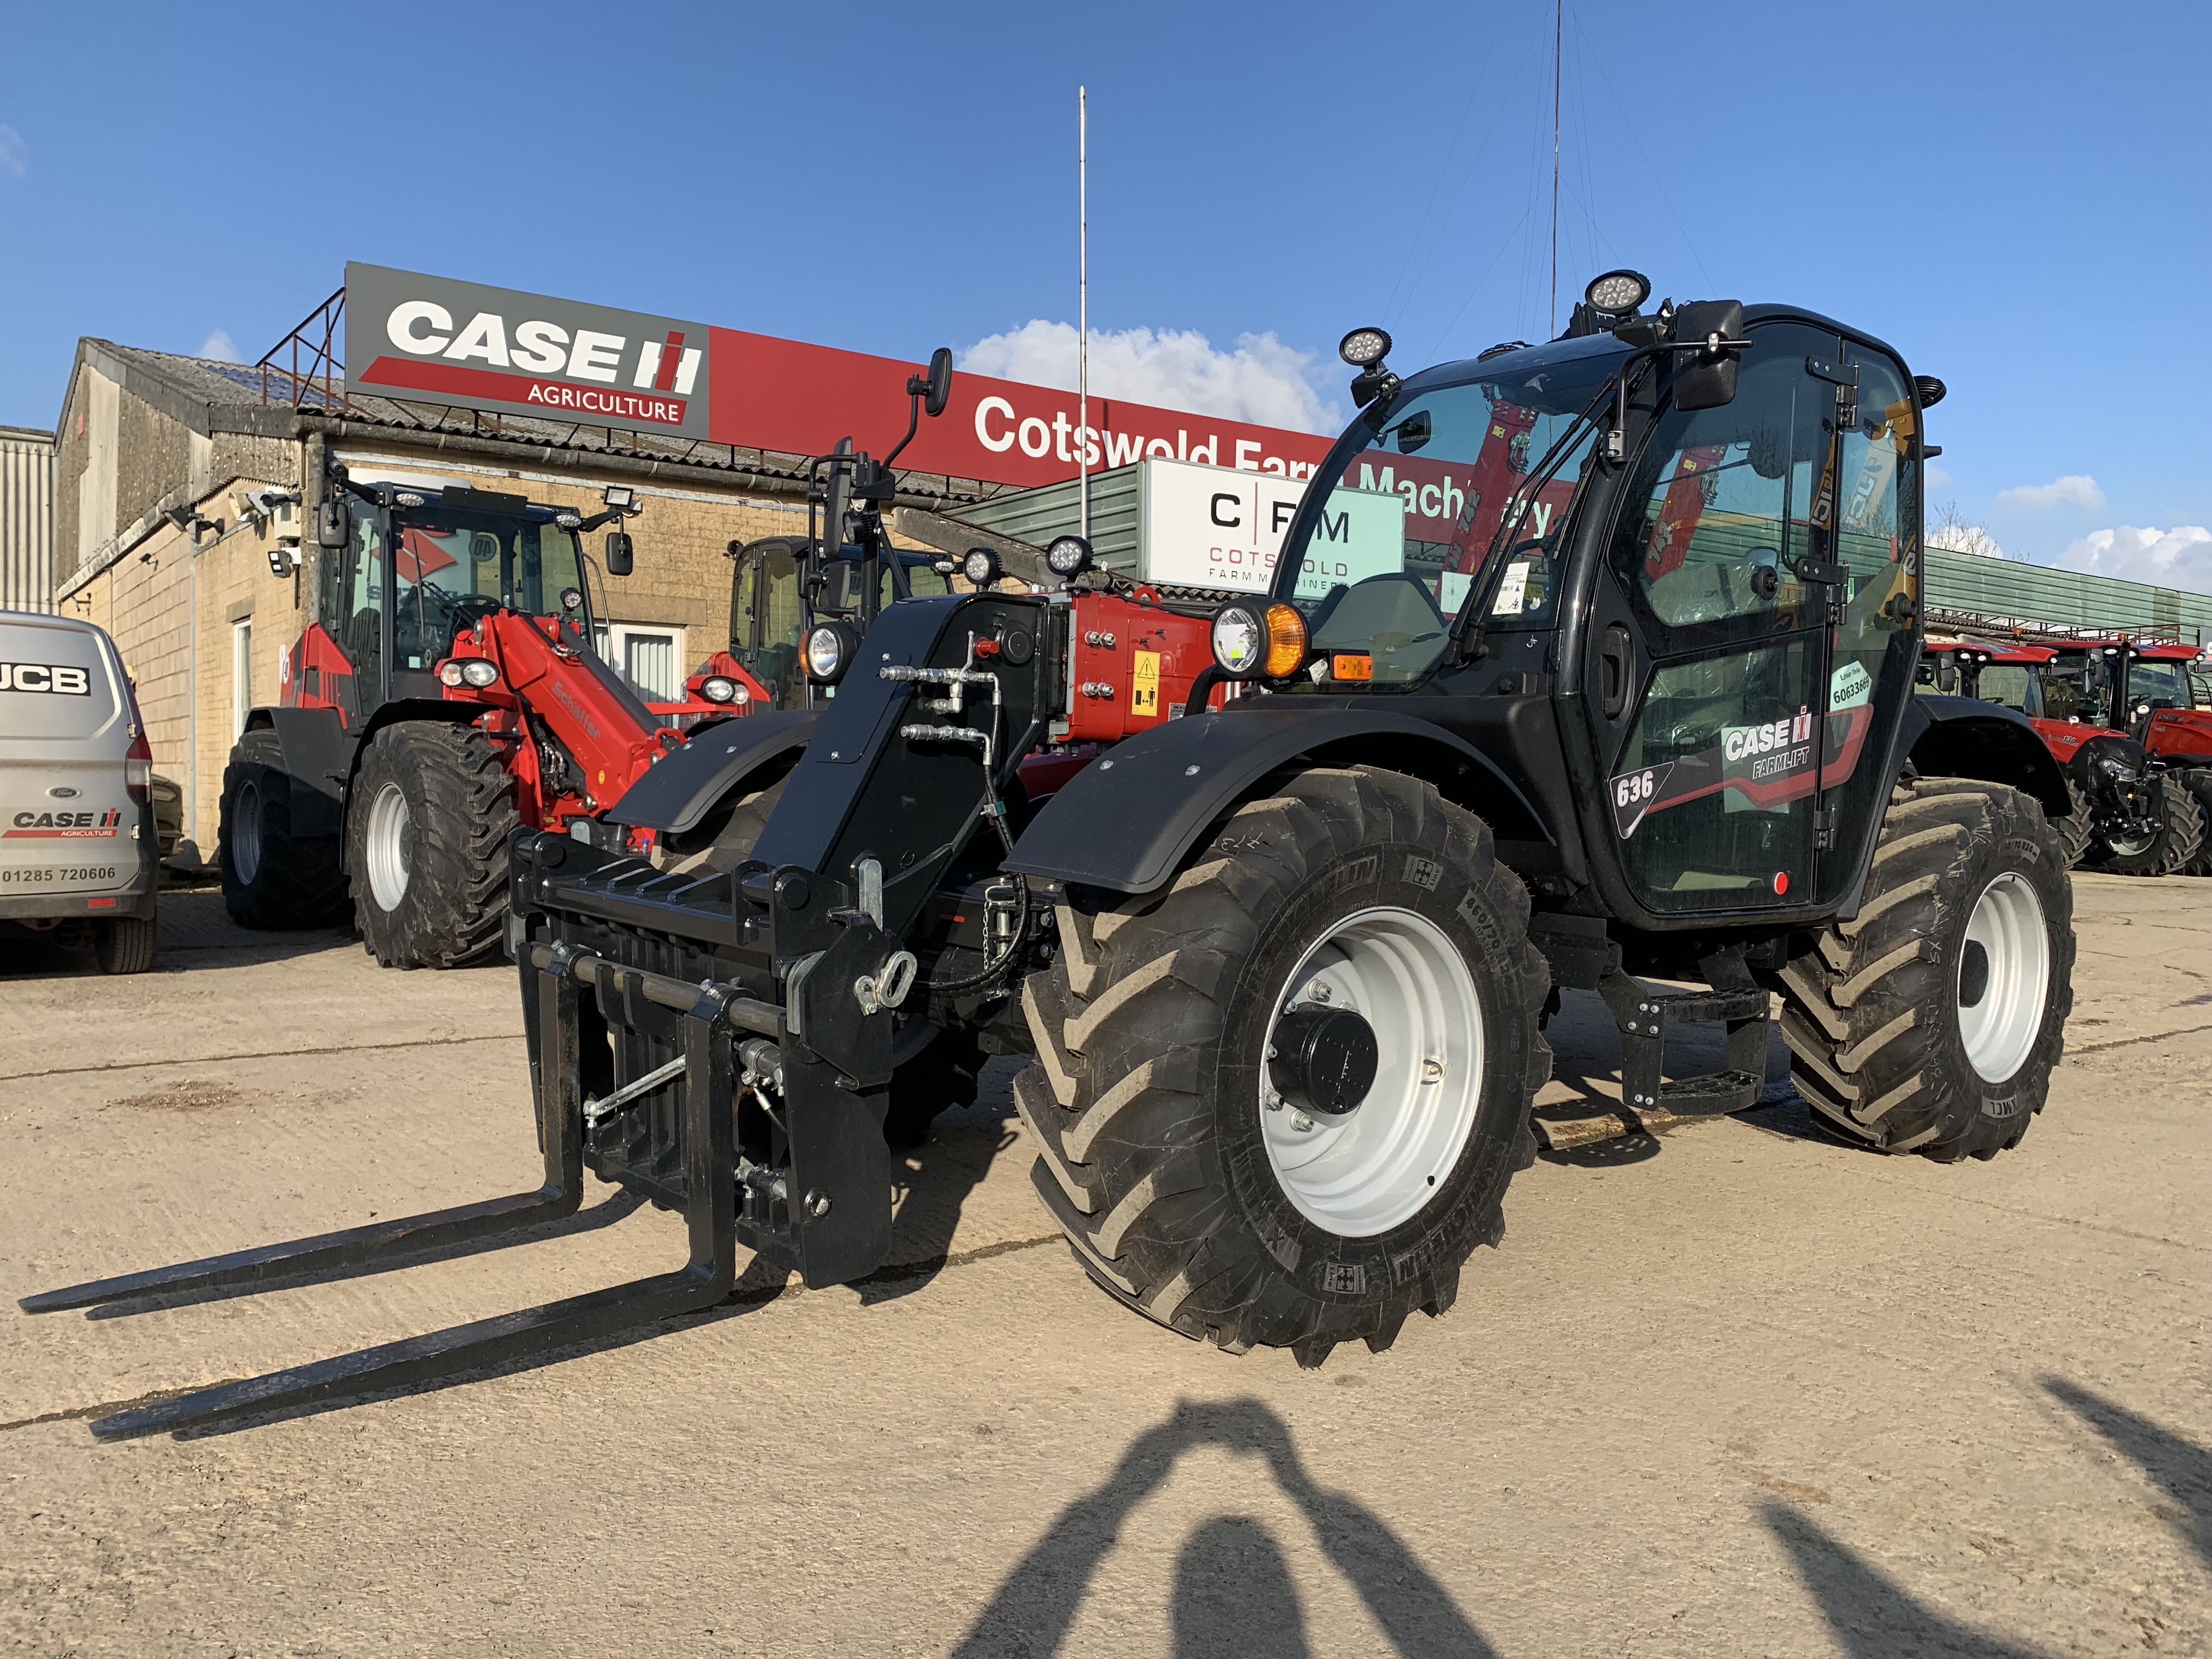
left=1600, top=624, right=1634, bottom=719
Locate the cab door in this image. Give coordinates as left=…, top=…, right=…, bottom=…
left=1583, top=321, right=1842, bottom=916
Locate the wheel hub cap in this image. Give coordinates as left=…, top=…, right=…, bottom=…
left=365, top=782, right=413, bottom=912
left=1259, top=905, right=1483, bottom=1238
left=1957, top=872, right=2050, bottom=1084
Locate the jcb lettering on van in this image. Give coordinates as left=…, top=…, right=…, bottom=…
left=0, top=662, right=92, bottom=695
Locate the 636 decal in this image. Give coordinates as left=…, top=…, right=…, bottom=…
left=1608, top=761, right=1674, bottom=839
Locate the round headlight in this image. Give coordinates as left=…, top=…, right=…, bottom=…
left=700, top=675, right=737, bottom=704
left=559, top=586, right=584, bottom=612
left=438, top=661, right=466, bottom=687
left=1211, top=605, right=1265, bottom=677
left=1338, top=326, right=1392, bottom=368
left=1583, top=268, right=1651, bottom=313
left=962, top=546, right=1002, bottom=588
left=805, top=622, right=858, bottom=685
left=460, top=659, right=500, bottom=689
left=1045, top=534, right=1093, bottom=579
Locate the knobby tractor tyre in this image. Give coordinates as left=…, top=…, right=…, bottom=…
left=2177, top=769, right=2212, bottom=877
left=661, top=770, right=983, bottom=1142
left=1015, top=765, right=1551, bottom=1367
left=93, top=914, right=157, bottom=974
left=346, top=721, right=520, bottom=969
left=219, top=727, right=349, bottom=929
left=2092, top=772, right=2207, bottom=877
left=2056, top=775, right=2096, bottom=869
left=1767, top=778, right=2075, bottom=1162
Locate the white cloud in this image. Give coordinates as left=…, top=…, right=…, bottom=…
left=0, top=126, right=26, bottom=179
left=1930, top=522, right=2004, bottom=559
left=1925, top=465, right=1953, bottom=488
left=2055, top=524, right=2212, bottom=592
left=1995, top=473, right=2104, bottom=512
left=959, top=320, right=1340, bottom=435
left=198, top=329, right=241, bottom=363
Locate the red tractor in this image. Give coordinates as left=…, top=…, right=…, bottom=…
left=219, top=475, right=769, bottom=968
left=1920, top=633, right=2208, bottom=874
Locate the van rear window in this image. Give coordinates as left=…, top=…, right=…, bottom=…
left=0, top=628, right=122, bottom=741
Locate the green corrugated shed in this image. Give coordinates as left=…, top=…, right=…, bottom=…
left=1923, top=548, right=2212, bottom=644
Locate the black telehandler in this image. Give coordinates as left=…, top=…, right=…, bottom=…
left=27, top=272, right=2077, bottom=1434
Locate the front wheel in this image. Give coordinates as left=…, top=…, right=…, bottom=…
left=2094, top=774, right=2204, bottom=876
left=219, top=728, right=348, bottom=929
left=346, top=722, right=520, bottom=968
left=1015, top=766, right=1550, bottom=1365
left=1769, top=778, right=2075, bottom=1161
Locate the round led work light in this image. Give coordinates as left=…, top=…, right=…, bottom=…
left=1045, top=534, right=1093, bottom=579
left=961, top=546, right=1002, bottom=588
left=1584, top=269, right=1651, bottom=313
left=1210, top=600, right=1308, bottom=681
left=805, top=622, right=859, bottom=685
left=700, top=676, right=739, bottom=704
left=1338, top=327, right=1392, bottom=368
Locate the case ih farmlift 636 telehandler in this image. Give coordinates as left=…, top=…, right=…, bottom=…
left=30, top=273, right=2081, bottom=1437
left=217, top=472, right=765, bottom=968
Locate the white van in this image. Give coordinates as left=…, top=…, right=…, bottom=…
left=0, top=610, right=159, bottom=973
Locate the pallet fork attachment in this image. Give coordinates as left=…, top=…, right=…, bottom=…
left=20, top=956, right=741, bottom=1441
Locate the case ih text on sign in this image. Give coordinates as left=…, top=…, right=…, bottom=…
left=344, top=263, right=1338, bottom=492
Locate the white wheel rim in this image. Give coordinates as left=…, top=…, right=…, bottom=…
left=233, top=780, right=262, bottom=884
left=365, top=781, right=413, bottom=912
left=1259, top=905, right=1483, bottom=1238
left=1957, top=872, right=2049, bottom=1084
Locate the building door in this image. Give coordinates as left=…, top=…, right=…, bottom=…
left=231, top=618, right=253, bottom=737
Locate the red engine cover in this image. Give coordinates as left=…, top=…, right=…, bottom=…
left=1056, top=590, right=1220, bottom=744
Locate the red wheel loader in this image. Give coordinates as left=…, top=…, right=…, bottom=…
left=218, top=476, right=769, bottom=968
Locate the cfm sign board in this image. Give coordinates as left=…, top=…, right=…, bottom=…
left=343, top=263, right=1337, bottom=490
left=1137, top=459, right=1403, bottom=598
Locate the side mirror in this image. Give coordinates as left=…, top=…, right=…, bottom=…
left=1669, top=300, right=1745, bottom=413
left=814, top=559, right=860, bottom=615
left=1393, top=411, right=1432, bottom=454
left=604, top=530, right=634, bottom=577
left=317, top=497, right=349, bottom=549
left=923, top=346, right=953, bottom=417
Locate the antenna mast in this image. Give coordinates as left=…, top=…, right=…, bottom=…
left=1549, top=0, right=1562, bottom=335
left=1079, top=84, right=1090, bottom=540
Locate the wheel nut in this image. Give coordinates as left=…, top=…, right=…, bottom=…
left=1290, top=1111, right=1316, bottom=1133
left=1307, top=981, right=1331, bottom=1003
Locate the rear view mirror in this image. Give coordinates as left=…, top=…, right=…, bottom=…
left=317, top=497, right=349, bottom=549
left=604, top=530, right=635, bottom=577
left=1670, top=300, right=1745, bottom=413
left=814, top=559, right=861, bottom=615
left=923, top=347, right=953, bottom=417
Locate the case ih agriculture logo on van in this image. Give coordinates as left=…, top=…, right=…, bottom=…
left=347, top=263, right=714, bottom=440
left=0, top=661, right=92, bottom=695
left=8, top=807, right=123, bottom=839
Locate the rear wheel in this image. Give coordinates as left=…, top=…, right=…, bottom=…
left=2175, top=769, right=2212, bottom=876
left=346, top=722, right=520, bottom=968
left=219, top=728, right=349, bottom=929
left=1016, top=766, right=1549, bottom=1365
left=2095, top=775, right=2203, bottom=876
left=1768, top=777, right=2074, bottom=1161
left=93, top=913, right=157, bottom=974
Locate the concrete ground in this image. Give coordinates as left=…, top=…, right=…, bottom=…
left=2, top=876, right=2206, bottom=1658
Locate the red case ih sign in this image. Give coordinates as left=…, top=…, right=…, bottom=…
left=344, top=262, right=1333, bottom=490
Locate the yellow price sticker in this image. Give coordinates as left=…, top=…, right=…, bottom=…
left=1131, top=650, right=1160, bottom=717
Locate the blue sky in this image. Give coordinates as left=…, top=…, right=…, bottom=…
left=4, top=1, right=2208, bottom=584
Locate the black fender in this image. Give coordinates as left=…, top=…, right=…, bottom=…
left=1898, top=695, right=2072, bottom=817
left=240, top=704, right=357, bottom=839
left=607, top=708, right=821, bottom=833
left=1003, top=704, right=1551, bottom=896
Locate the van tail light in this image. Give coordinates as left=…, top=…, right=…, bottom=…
left=125, top=690, right=153, bottom=804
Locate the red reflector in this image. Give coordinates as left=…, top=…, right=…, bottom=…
left=1772, top=871, right=1790, bottom=895
left=86, top=897, right=117, bottom=909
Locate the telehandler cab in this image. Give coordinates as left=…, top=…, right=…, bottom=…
left=29, top=273, right=2080, bottom=1436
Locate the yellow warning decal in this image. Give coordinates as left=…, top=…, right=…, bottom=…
left=1131, top=650, right=1160, bottom=717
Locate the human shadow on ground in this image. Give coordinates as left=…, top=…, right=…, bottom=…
left=2045, top=1376, right=2212, bottom=1572
left=1761, top=1502, right=2053, bottom=1658
left=951, top=1397, right=1494, bottom=1658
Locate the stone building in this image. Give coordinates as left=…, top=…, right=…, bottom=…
left=49, top=341, right=978, bottom=866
